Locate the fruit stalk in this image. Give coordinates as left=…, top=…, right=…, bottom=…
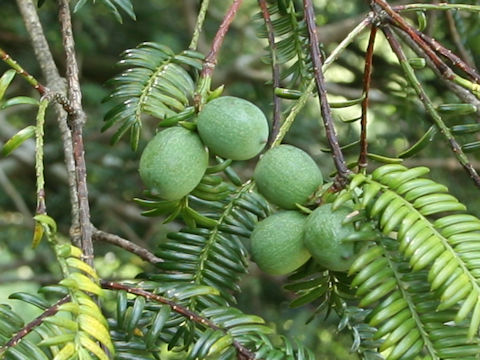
left=303, top=0, right=350, bottom=181
left=195, top=0, right=244, bottom=109
left=201, top=0, right=244, bottom=79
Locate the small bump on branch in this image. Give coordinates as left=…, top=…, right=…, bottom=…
left=0, top=295, right=71, bottom=355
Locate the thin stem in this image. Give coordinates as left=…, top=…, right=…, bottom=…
left=201, top=0, right=243, bottom=78
left=0, top=47, right=46, bottom=95
left=0, top=48, right=76, bottom=113
left=189, top=0, right=211, bottom=50
left=394, top=3, right=480, bottom=13
left=35, top=99, right=49, bottom=216
left=358, top=26, right=377, bottom=170
left=58, top=0, right=94, bottom=266
left=258, top=0, right=282, bottom=146
left=0, top=295, right=71, bottom=356
left=92, top=226, right=163, bottom=264
left=303, top=0, right=349, bottom=181
left=101, top=281, right=256, bottom=360
left=272, top=16, right=371, bottom=146
left=383, top=26, right=480, bottom=188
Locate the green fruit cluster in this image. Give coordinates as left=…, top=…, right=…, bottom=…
left=251, top=145, right=358, bottom=274
left=250, top=204, right=358, bottom=275
left=139, top=96, right=269, bottom=200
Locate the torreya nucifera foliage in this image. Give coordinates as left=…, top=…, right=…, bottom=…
left=4, top=0, right=480, bottom=359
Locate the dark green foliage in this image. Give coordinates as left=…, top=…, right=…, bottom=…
left=74, top=0, right=135, bottom=23
left=102, top=43, right=203, bottom=150
left=255, top=0, right=313, bottom=88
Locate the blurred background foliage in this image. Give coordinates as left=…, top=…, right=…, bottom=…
left=1, top=0, right=480, bottom=357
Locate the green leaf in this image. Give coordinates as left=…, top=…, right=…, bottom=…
left=1, top=125, right=36, bottom=157
left=52, top=342, right=75, bottom=360
left=78, top=314, right=114, bottom=353
left=0, top=69, right=16, bottom=101
left=60, top=272, right=103, bottom=295
left=8, top=292, right=49, bottom=309
left=1, top=96, right=39, bottom=109
left=437, top=103, right=477, bottom=115
left=398, top=125, right=437, bottom=159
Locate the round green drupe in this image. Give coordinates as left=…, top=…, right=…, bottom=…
left=251, top=211, right=311, bottom=275
left=303, top=204, right=357, bottom=272
left=253, top=145, right=323, bottom=209
left=196, top=96, right=269, bottom=160
left=139, top=127, right=208, bottom=200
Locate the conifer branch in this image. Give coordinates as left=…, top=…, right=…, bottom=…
left=101, top=281, right=257, bottom=360
left=0, top=296, right=71, bottom=356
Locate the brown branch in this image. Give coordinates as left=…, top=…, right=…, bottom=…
left=303, top=0, right=350, bottom=182
left=358, top=26, right=377, bottom=170
left=92, top=227, right=163, bottom=264
left=101, top=281, right=256, bottom=360
left=58, top=0, right=94, bottom=266
left=372, top=0, right=456, bottom=81
left=200, top=0, right=244, bottom=79
left=413, top=28, right=480, bottom=83
left=258, top=0, right=282, bottom=147
left=395, top=28, right=480, bottom=115
left=15, top=0, right=80, bottom=246
left=0, top=295, right=70, bottom=355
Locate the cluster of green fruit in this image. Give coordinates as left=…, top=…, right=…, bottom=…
left=139, top=96, right=269, bottom=200
left=138, top=95, right=357, bottom=275
left=251, top=145, right=357, bottom=275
